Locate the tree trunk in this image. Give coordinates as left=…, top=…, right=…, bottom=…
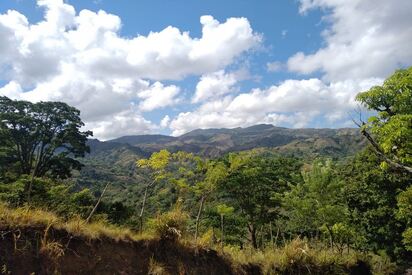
left=269, top=222, right=274, bottom=248
left=138, top=183, right=150, bottom=232
left=248, top=223, right=258, bottom=249
left=326, top=225, right=334, bottom=249
left=86, top=183, right=109, bottom=223
left=221, top=214, right=224, bottom=252
left=194, top=195, right=206, bottom=241
left=274, top=226, right=280, bottom=247
left=360, top=129, right=412, bottom=174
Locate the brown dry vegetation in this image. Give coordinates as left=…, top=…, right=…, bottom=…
left=0, top=203, right=392, bottom=274
left=0, top=203, right=248, bottom=275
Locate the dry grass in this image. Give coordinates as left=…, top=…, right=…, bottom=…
left=148, top=257, right=169, bottom=275
left=224, top=238, right=396, bottom=275
left=0, top=202, right=149, bottom=242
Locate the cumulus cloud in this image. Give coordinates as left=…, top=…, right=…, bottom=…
left=86, top=110, right=156, bottom=140
left=192, top=70, right=238, bottom=103
left=169, top=77, right=382, bottom=136
left=288, top=0, right=412, bottom=81
left=0, top=0, right=260, bottom=139
left=138, top=82, right=180, bottom=112
left=160, top=115, right=171, bottom=128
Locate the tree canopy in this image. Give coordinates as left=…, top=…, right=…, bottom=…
left=0, top=96, right=92, bottom=180
left=356, top=66, right=412, bottom=173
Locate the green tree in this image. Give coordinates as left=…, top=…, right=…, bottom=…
left=220, top=152, right=302, bottom=249
left=356, top=67, right=412, bottom=173
left=283, top=160, right=348, bottom=248
left=340, top=149, right=410, bottom=260
left=216, top=203, right=234, bottom=250
left=136, top=149, right=171, bottom=231
left=171, top=152, right=227, bottom=241
left=397, top=186, right=412, bottom=252
left=0, top=97, right=92, bottom=179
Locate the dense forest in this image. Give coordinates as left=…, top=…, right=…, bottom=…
left=0, top=67, right=411, bottom=274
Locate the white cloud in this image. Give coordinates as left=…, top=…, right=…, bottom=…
left=160, top=115, right=171, bottom=128
left=169, top=77, right=382, bottom=136
left=266, top=61, right=283, bottom=72
left=86, top=110, right=155, bottom=140
left=192, top=70, right=238, bottom=103
left=288, top=0, right=412, bottom=81
left=0, top=81, right=23, bottom=99
left=138, top=82, right=180, bottom=112
left=0, top=0, right=260, bottom=139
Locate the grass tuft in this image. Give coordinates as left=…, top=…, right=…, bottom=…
left=0, top=202, right=147, bottom=242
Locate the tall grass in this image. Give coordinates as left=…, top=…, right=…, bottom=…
left=224, top=238, right=396, bottom=275
left=0, top=202, right=148, bottom=242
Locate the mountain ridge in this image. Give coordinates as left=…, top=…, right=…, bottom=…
left=96, top=124, right=365, bottom=158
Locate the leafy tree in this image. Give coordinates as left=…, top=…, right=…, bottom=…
left=340, top=149, right=410, bottom=261
left=283, top=160, right=348, bottom=248
left=397, top=186, right=412, bottom=252
left=0, top=97, right=92, bottom=179
left=356, top=67, right=412, bottom=173
left=220, top=152, right=302, bottom=248
left=216, top=203, right=234, bottom=250
left=0, top=177, right=95, bottom=218
left=171, top=152, right=227, bottom=241
left=136, top=149, right=171, bottom=231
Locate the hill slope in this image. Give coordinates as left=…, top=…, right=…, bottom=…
left=106, top=124, right=366, bottom=158
left=73, top=124, right=366, bottom=207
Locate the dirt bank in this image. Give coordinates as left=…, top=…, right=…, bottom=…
left=0, top=224, right=253, bottom=275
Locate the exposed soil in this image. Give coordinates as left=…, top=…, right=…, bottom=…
left=0, top=224, right=251, bottom=275
left=0, top=224, right=373, bottom=275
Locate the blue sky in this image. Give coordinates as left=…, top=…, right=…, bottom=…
left=0, top=0, right=411, bottom=139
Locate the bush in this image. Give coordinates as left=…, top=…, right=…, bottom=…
left=147, top=207, right=189, bottom=241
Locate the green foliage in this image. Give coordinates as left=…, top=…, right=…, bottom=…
left=284, top=160, right=349, bottom=245
left=216, top=204, right=234, bottom=216
left=220, top=152, right=302, bottom=248
left=340, top=149, right=410, bottom=261
left=397, top=185, right=412, bottom=224
left=356, top=66, right=412, bottom=169
left=397, top=186, right=412, bottom=252
left=0, top=96, right=92, bottom=179
left=402, top=228, right=412, bottom=252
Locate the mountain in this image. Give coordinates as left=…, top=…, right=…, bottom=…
left=106, top=124, right=366, bottom=158
left=73, top=124, right=366, bottom=205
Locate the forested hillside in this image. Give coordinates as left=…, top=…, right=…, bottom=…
left=74, top=125, right=366, bottom=217
left=0, top=67, right=411, bottom=274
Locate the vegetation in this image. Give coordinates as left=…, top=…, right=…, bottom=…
left=356, top=67, right=412, bottom=173
left=0, top=67, right=411, bottom=274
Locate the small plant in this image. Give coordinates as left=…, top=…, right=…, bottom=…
left=148, top=258, right=169, bottom=275
left=147, top=207, right=188, bottom=241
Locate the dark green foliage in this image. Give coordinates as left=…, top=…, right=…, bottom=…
left=219, top=152, right=302, bottom=248
left=0, top=96, right=92, bottom=180
left=339, top=149, right=411, bottom=261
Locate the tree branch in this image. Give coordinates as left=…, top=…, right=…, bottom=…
left=360, top=128, right=412, bottom=174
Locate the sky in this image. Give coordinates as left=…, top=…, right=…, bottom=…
left=0, top=0, right=411, bottom=140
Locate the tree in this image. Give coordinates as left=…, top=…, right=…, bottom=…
left=340, top=149, right=410, bottom=260
left=0, top=97, right=92, bottom=178
left=216, top=203, right=234, bottom=251
left=171, top=152, right=227, bottom=241
left=220, top=152, right=302, bottom=249
left=355, top=67, right=412, bottom=173
left=136, top=149, right=171, bottom=231
left=284, top=160, right=348, bottom=248
left=397, top=186, right=412, bottom=252
left=0, top=97, right=92, bottom=201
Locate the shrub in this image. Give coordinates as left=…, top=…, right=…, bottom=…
left=147, top=207, right=189, bottom=241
